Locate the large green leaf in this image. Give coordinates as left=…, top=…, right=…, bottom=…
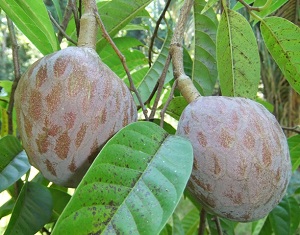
left=4, top=182, right=53, bottom=235
left=0, top=136, right=30, bottom=193
left=0, top=198, right=15, bottom=220
left=288, top=196, right=300, bottom=235
left=165, top=96, right=188, bottom=120
left=181, top=208, right=200, bottom=235
left=193, top=0, right=218, bottom=95
left=268, top=196, right=290, bottom=235
left=260, top=17, right=300, bottom=94
left=287, top=134, right=300, bottom=172
left=52, top=121, right=193, bottom=234
left=0, top=0, right=59, bottom=55
left=216, top=9, right=260, bottom=98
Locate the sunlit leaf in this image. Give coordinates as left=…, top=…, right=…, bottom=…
left=52, top=122, right=193, bottom=234
left=201, top=0, right=219, bottom=14
left=260, top=17, right=300, bottom=94
left=193, top=0, right=218, bottom=95
left=254, top=0, right=288, bottom=19
left=0, top=0, right=59, bottom=54
left=252, top=217, right=268, bottom=235
left=0, top=136, right=30, bottom=193
left=216, top=9, right=260, bottom=98
left=4, top=182, right=53, bottom=235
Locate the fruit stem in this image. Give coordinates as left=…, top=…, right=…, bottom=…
left=170, top=0, right=201, bottom=103
left=77, top=0, right=97, bottom=49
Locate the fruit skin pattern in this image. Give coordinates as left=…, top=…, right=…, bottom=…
left=15, top=47, right=137, bottom=188
left=176, top=96, right=291, bottom=222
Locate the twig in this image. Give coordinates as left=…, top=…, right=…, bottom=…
left=48, top=11, right=77, bottom=45
left=198, top=208, right=207, bottom=235
left=282, top=126, right=300, bottom=134
left=94, top=9, right=149, bottom=120
left=160, top=79, right=178, bottom=127
left=212, top=216, right=223, bottom=235
left=148, top=0, right=172, bottom=66
left=6, top=16, right=21, bottom=135
left=58, top=0, right=76, bottom=42
left=149, top=54, right=171, bottom=119
left=236, top=0, right=261, bottom=11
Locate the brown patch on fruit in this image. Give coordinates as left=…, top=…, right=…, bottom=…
left=45, top=159, right=57, bottom=176
left=224, top=188, right=242, bottom=204
left=75, top=123, right=87, bottom=148
left=191, top=174, right=212, bottom=192
left=88, top=139, right=100, bottom=163
left=36, top=64, right=47, bottom=87
left=219, top=128, right=234, bottom=148
left=55, top=131, right=71, bottom=159
left=29, top=90, right=42, bottom=121
left=68, top=75, right=82, bottom=97
left=36, top=132, right=49, bottom=154
left=197, top=132, right=207, bottom=147
left=68, top=159, right=77, bottom=172
left=243, top=130, right=255, bottom=150
left=44, top=117, right=61, bottom=136
left=54, top=56, right=68, bottom=78
left=64, top=112, right=76, bottom=130
left=212, top=155, right=221, bottom=175
left=24, top=116, right=33, bottom=137
left=46, top=83, right=63, bottom=112
left=275, top=168, right=281, bottom=183
left=262, top=142, right=272, bottom=166
left=100, top=108, right=107, bottom=124
left=123, top=112, right=128, bottom=127
left=183, top=125, right=190, bottom=135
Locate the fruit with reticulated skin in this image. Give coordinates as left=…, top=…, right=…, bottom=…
left=176, top=96, right=291, bottom=222
left=15, top=47, right=137, bottom=187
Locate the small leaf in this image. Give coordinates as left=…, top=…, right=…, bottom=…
left=254, top=0, right=288, bottom=19
left=165, top=96, right=188, bottom=120
left=181, top=208, right=200, bottom=235
left=216, top=9, right=260, bottom=98
left=268, top=196, right=290, bottom=235
left=193, top=0, right=218, bottom=95
left=287, top=134, right=300, bottom=172
left=48, top=188, right=71, bottom=222
left=0, top=136, right=30, bottom=193
left=260, top=17, right=300, bottom=94
left=135, top=31, right=173, bottom=105
left=172, top=213, right=185, bottom=235
left=4, top=182, right=53, bottom=235
left=201, top=0, right=219, bottom=14
left=0, top=198, right=15, bottom=219
left=252, top=217, right=268, bottom=235
left=52, top=122, right=193, bottom=235
left=288, top=196, right=300, bottom=234
left=0, top=0, right=59, bottom=54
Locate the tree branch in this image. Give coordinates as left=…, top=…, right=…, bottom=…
left=6, top=16, right=21, bottom=135
left=198, top=208, right=207, bottom=235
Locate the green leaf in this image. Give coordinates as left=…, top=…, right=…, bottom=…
left=165, top=96, right=188, bottom=120
left=252, top=217, right=268, bottom=235
left=268, top=196, right=290, bottom=235
left=181, top=208, right=200, bottom=235
left=48, top=188, right=71, bottom=222
left=193, top=0, right=218, bottom=95
left=253, top=0, right=288, bottom=19
left=96, top=0, right=152, bottom=50
left=172, top=213, right=185, bottom=235
left=288, top=196, right=300, bottom=234
left=98, top=37, right=147, bottom=80
left=258, top=217, right=273, bottom=235
left=216, top=9, right=260, bottom=98
left=0, top=136, right=30, bottom=193
left=0, top=198, right=15, bottom=219
left=52, top=121, right=193, bottom=235
left=201, top=0, right=219, bottom=14
left=0, top=0, right=59, bottom=55
left=287, top=134, right=300, bottom=172
left=260, top=17, right=300, bottom=94
left=207, top=213, right=237, bottom=235
left=135, top=31, right=173, bottom=105
left=4, top=182, right=53, bottom=235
